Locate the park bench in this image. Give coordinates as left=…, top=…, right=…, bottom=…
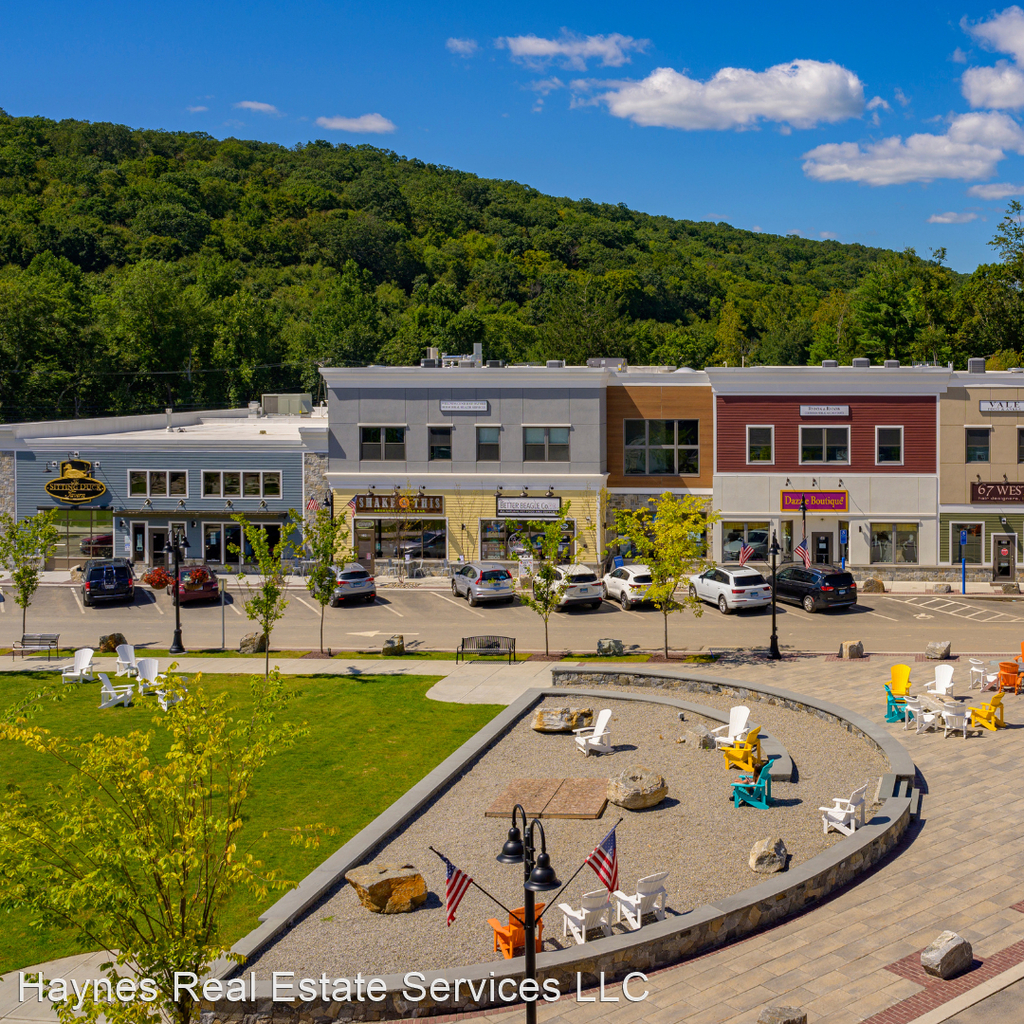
left=13, top=633, right=62, bottom=660
left=456, top=635, right=516, bottom=665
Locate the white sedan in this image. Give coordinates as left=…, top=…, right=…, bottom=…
left=601, top=564, right=654, bottom=610
left=688, top=567, right=773, bottom=614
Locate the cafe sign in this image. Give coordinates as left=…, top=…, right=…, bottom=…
left=354, top=494, right=444, bottom=514
left=44, top=459, right=107, bottom=505
left=780, top=490, right=848, bottom=513
left=972, top=482, right=1024, bottom=503
left=496, top=495, right=562, bottom=519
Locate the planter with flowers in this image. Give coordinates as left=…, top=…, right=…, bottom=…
left=183, top=566, right=210, bottom=590
left=141, top=566, right=173, bottom=589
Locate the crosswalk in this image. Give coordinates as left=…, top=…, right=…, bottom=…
left=883, top=595, right=1024, bottom=623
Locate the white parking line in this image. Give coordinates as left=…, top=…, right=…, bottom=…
left=71, top=588, right=86, bottom=615
left=380, top=601, right=404, bottom=618
left=292, top=595, right=320, bottom=615
left=865, top=610, right=898, bottom=621
left=431, top=592, right=485, bottom=618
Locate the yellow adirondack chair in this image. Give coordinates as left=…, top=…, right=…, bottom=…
left=722, top=726, right=763, bottom=772
left=890, top=664, right=912, bottom=698
left=969, top=692, right=1006, bottom=731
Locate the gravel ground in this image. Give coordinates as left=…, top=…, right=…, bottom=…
left=248, top=689, right=890, bottom=977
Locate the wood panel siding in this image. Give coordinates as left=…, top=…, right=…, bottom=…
left=716, top=395, right=937, bottom=474
left=606, top=385, right=714, bottom=489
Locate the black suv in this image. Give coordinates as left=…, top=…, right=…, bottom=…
left=82, top=558, right=135, bottom=606
left=774, top=563, right=856, bottom=613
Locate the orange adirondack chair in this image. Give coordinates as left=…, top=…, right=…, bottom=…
left=488, top=903, right=545, bottom=959
left=722, top=726, right=764, bottom=773
left=997, top=663, right=1021, bottom=696
left=969, top=692, right=1006, bottom=731
left=889, top=664, right=912, bottom=698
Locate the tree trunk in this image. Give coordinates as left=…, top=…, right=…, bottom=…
left=544, top=615, right=549, bottom=657
left=22, top=602, right=27, bottom=635
left=264, top=632, right=270, bottom=679
left=320, top=604, right=325, bottom=654
left=663, top=610, right=668, bottom=660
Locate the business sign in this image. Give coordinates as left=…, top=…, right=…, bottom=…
left=980, top=400, right=1024, bottom=412
left=780, top=490, right=848, bottom=513
left=44, top=459, right=107, bottom=505
left=799, top=405, right=850, bottom=417
left=354, top=494, right=444, bottom=514
left=496, top=495, right=562, bottom=519
left=439, top=400, right=488, bottom=412
left=971, top=482, right=1024, bottom=503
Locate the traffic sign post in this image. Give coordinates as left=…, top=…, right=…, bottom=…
left=960, top=529, right=968, bottom=595
left=839, top=528, right=848, bottom=571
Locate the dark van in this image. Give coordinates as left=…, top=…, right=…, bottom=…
left=773, top=564, right=856, bottom=613
left=82, top=558, right=135, bottom=606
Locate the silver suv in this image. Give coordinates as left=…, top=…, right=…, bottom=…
left=535, top=564, right=602, bottom=610
left=451, top=562, right=515, bottom=606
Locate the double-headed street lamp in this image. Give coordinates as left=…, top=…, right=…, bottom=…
left=769, top=530, right=781, bottom=660
left=168, top=527, right=190, bottom=655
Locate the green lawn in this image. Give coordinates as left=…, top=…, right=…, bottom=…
left=0, top=671, right=502, bottom=974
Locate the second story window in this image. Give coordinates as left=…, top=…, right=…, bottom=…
left=429, top=426, right=452, bottom=461
left=202, top=471, right=280, bottom=498
left=747, top=426, right=774, bottom=463
left=623, top=419, right=700, bottom=475
left=524, top=427, right=569, bottom=462
left=966, top=427, right=990, bottom=463
left=800, top=426, right=849, bottom=464
left=130, top=470, right=188, bottom=498
left=360, top=426, right=405, bottom=461
left=477, top=426, right=500, bottom=461
left=876, top=426, right=903, bottom=464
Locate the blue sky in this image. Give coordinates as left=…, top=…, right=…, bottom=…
left=9, top=2, right=1024, bottom=272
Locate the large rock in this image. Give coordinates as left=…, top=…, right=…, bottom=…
left=382, top=634, right=405, bottom=656
left=597, top=638, right=624, bottom=656
left=532, top=707, right=593, bottom=732
left=925, top=639, right=952, bottom=660
left=238, top=631, right=268, bottom=654
left=860, top=578, right=886, bottom=593
left=921, top=930, right=973, bottom=979
left=607, top=765, right=668, bottom=810
left=749, top=837, right=788, bottom=874
left=345, top=862, right=427, bottom=914
left=757, top=1010, right=806, bottom=1024
left=1000, top=582, right=1020, bottom=594
left=69, top=565, right=84, bottom=584
left=98, top=632, right=127, bottom=654
left=928, top=583, right=952, bottom=594
left=838, top=640, right=864, bottom=659
left=681, top=723, right=715, bottom=749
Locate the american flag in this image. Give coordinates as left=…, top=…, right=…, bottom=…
left=585, top=826, right=619, bottom=893
left=439, top=851, right=473, bottom=927
left=795, top=537, right=811, bottom=567
left=347, top=495, right=357, bottom=512
left=738, top=542, right=754, bottom=566
left=305, top=496, right=321, bottom=512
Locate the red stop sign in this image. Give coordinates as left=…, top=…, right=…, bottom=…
left=1002, top=548, right=1009, bottom=556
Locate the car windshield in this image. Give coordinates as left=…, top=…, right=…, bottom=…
left=733, top=573, right=767, bottom=586
left=569, top=572, right=598, bottom=583
left=481, top=570, right=510, bottom=581
left=631, top=573, right=653, bottom=584
left=824, top=573, right=854, bottom=586
left=340, top=570, right=370, bottom=580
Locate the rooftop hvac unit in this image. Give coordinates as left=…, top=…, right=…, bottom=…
left=852, top=358, right=870, bottom=368
left=261, top=393, right=313, bottom=415
left=586, top=357, right=628, bottom=370
left=546, top=359, right=566, bottom=369
left=967, top=358, right=987, bottom=374
left=883, top=360, right=900, bottom=369
left=821, top=359, right=838, bottom=368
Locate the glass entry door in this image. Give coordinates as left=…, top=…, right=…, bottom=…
left=150, top=528, right=168, bottom=567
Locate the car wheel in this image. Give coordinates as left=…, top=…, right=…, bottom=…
left=718, top=595, right=730, bottom=615
left=620, top=591, right=632, bottom=610
left=468, top=591, right=478, bottom=607
left=451, top=581, right=459, bottom=596
left=590, top=601, right=602, bottom=610
left=365, top=593, right=376, bottom=603
left=803, top=595, right=816, bottom=613
left=329, top=597, right=340, bottom=608
left=505, top=596, right=515, bottom=604
left=688, top=584, right=697, bottom=599
left=82, top=593, right=92, bottom=607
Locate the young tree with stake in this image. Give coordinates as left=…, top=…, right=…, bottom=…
left=290, top=505, right=351, bottom=654
left=0, top=510, right=60, bottom=634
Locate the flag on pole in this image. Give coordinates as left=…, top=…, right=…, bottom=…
left=306, top=496, right=321, bottom=512
left=438, top=851, right=473, bottom=927
left=738, top=542, right=754, bottom=566
left=795, top=537, right=810, bottom=567
left=585, top=826, right=619, bottom=893
left=347, top=495, right=357, bottom=512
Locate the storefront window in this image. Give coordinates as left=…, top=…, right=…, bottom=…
left=721, top=521, right=769, bottom=562
left=781, top=521, right=793, bottom=561
left=357, top=519, right=448, bottom=561
left=871, top=523, right=919, bottom=563
left=951, top=523, right=983, bottom=563
left=48, top=508, right=114, bottom=567
left=480, top=519, right=575, bottom=562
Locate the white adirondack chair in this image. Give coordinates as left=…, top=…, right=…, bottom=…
left=61, top=648, right=95, bottom=683
left=903, top=696, right=939, bottom=733
left=710, top=705, right=751, bottom=749
left=157, top=684, right=186, bottom=711
left=941, top=700, right=968, bottom=739
left=559, top=889, right=612, bottom=944
left=115, top=644, right=138, bottom=677
left=612, top=871, right=668, bottom=931
left=98, top=673, right=133, bottom=709
left=968, top=659, right=987, bottom=690
left=135, top=658, right=164, bottom=695
left=574, top=708, right=613, bottom=756
left=925, top=664, right=955, bottom=697
left=819, top=783, right=868, bottom=836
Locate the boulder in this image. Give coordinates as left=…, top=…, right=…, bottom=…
left=838, top=640, right=864, bottom=659
left=382, top=634, right=405, bottom=656
left=925, top=639, right=952, bottom=660
left=928, top=583, right=952, bottom=594
left=69, top=565, right=84, bottom=584
left=597, top=638, right=624, bottom=656
left=607, top=765, right=668, bottom=810
left=681, top=723, right=715, bottom=749
left=532, top=707, right=593, bottom=732
left=921, top=930, right=973, bottom=979
left=238, top=631, right=268, bottom=654
left=1000, top=582, right=1020, bottom=595
left=860, top=578, right=886, bottom=593
left=344, top=862, right=427, bottom=914
left=757, top=1009, right=806, bottom=1024
left=97, top=632, right=127, bottom=654
left=749, top=837, right=788, bottom=874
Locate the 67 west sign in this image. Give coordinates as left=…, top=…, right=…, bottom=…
left=972, top=482, right=1024, bottom=503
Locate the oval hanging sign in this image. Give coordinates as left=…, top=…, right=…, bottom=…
left=44, top=459, right=107, bottom=505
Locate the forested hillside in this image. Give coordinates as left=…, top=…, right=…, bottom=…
left=1, top=110, right=1021, bottom=423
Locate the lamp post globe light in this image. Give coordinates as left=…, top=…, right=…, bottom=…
left=168, top=527, right=190, bottom=655
left=769, top=530, right=781, bottom=660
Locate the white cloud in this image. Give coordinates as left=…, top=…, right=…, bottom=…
left=962, top=60, right=1024, bottom=108
left=820, top=231, right=838, bottom=238
left=498, top=31, right=648, bottom=70
left=802, top=111, right=1024, bottom=185
left=968, top=181, right=1024, bottom=198
left=528, top=77, right=566, bottom=96
left=894, top=87, right=910, bottom=107
left=187, top=105, right=208, bottom=113
left=963, top=6, right=1024, bottom=62
left=952, top=47, right=969, bottom=64
left=314, top=113, right=396, bottom=133
left=590, top=59, right=864, bottom=131
left=234, top=100, right=280, bottom=115
left=928, top=211, right=979, bottom=223
left=446, top=37, right=478, bottom=56
left=867, top=96, right=891, bottom=111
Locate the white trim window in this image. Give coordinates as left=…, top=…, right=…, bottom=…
left=800, top=425, right=849, bottom=464
left=129, top=470, right=188, bottom=498
left=951, top=522, right=983, bottom=564
left=870, top=522, right=919, bottom=564
left=360, top=426, right=406, bottom=461
left=202, top=470, right=281, bottom=498
left=876, top=426, right=903, bottom=465
left=524, top=427, right=569, bottom=462
left=623, top=419, right=699, bottom=475
left=746, top=425, right=774, bottom=464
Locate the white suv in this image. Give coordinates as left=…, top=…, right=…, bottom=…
left=601, top=564, right=653, bottom=610
left=534, top=565, right=603, bottom=610
left=689, top=567, right=772, bottom=614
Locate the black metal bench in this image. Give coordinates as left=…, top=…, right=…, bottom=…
left=13, top=633, right=62, bottom=660
left=456, top=635, right=516, bottom=664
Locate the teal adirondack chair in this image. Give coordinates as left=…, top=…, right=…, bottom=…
left=731, top=755, right=778, bottom=809
left=884, top=685, right=907, bottom=724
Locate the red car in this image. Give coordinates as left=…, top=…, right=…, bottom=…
left=166, top=564, right=221, bottom=603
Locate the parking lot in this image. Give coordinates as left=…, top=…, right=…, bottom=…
left=4, top=580, right=1024, bottom=655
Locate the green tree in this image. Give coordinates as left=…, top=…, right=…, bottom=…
left=229, top=516, right=290, bottom=678
left=0, top=509, right=60, bottom=633
left=0, top=671, right=322, bottom=1024
left=854, top=249, right=922, bottom=363
left=290, top=505, right=351, bottom=654
left=611, top=493, right=718, bottom=658
left=989, top=199, right=1024, bottom=287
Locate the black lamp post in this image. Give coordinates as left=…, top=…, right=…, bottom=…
left=769, top=530, right=781, bottom=660
left=168, top=527, right=190, bottom=655
left=496, top=804, right=561, bottom=1024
